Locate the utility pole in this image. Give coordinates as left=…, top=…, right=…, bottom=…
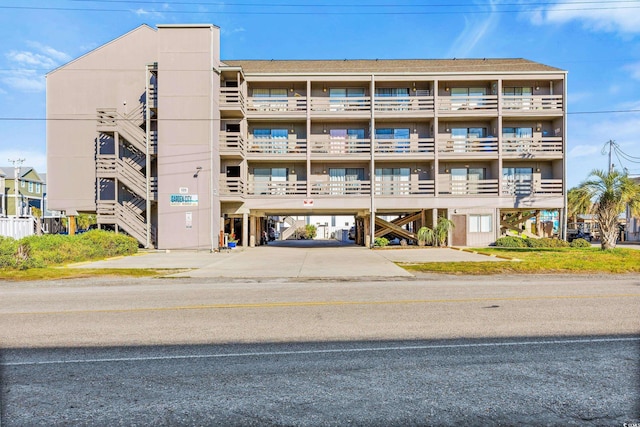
left=603, top=140, right=615, bottom=173
left=8, top=158, right=25, bottom=216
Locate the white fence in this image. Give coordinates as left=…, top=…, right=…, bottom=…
left=0, top=217, right=35, bottom=239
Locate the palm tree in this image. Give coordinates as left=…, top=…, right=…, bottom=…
left=575, top=169, right=640, bottom=250
left=567, top=187, right=591, bottom=224
left=434, top=217, right=455, bottom=247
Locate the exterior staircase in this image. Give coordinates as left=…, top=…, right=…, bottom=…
left=280, top=216, right=307, bottom=240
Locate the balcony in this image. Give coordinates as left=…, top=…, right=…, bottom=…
left=437, top=137, right=498, bottom=157
left=220, top=88, right=245, bottom=117
left=220, top=132, right=245, bottom=157
left=438, top=95, right=498, bottom=115
left=501, top=95, right=563, bottom=114
left=438, top=178, right=499, bottom=195
left=502, top=179, right=563, bottom=197
left=246, top=138, right=307, bottom=158
left=374, top=138, right=434, bottom=157
left=310, top=138, right=370, bottom=156
left=536, top=179, right=563, bottom=195
left=246, top=180, right=307, bottom=196
left=310, top=180, right=371, bottom=196
left=220, top=178, right=245, bottom=197
left=374, top=180, right=435, bottom=196
left=502, top=137, right=563, bottom=158
left=310, top=97, right=371, bottom=116
left=373, top=96, right=434, bottom=116
left=246, top=96, right=307, bottom=117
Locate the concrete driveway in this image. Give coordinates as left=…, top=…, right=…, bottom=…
left=72, top=240, right=504, bottom=279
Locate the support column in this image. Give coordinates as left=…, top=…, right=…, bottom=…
left=249, top=215, right=256, bottom=247
left=364, top=214, right=371, bottom=247
left=242, top=212, right=249, bottom=248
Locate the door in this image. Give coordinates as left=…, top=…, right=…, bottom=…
left=451, top=214, right=467, bottom=246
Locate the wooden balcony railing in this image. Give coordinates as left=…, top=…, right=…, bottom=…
left=374, top=138, right=435, bottom=155
left=438, top=95, right=498, bottom=113
left=310, top=181, right=371, bottom=196
left=220, top=178, right=245, bottom=196
left=537, top=179, right=563, bottom=194
left=501, top=95, right=563, bottom=112
left=374, top=180, right=435, bottom=196
left=310, top=97, right=371, bottom=114
left=438, top=178, right=499, bottom=195
left=310, top=138, right=371, bottom=155
left=373, top=96, right=434, bottom=113
left=438, top=137, right=499, bottom=154
left=246, top=181, right=307, bottom=196
left=246, top=138, right=307, bottom=155
left=247, top=97, right=307, bottom=114
left=220, top=88, right=245, bottom=111
left=502, top=137, right=563, bottom=157
left=220, top=132, right=245, bottom=153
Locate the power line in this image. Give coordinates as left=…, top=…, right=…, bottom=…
left=3, top=3, right=640, bottom=15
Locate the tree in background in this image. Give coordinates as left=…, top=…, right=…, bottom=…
left=574, top=169, right=640, bottom=250
left=567, top=187, right=591, bottom=224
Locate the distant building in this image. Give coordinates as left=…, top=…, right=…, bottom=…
left=46, top=24, right=567, bottom=250
left=0, top=166, right=45, bottom=217
left=626, top=177, right=640, bottom=242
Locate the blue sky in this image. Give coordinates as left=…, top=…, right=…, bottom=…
left=1, top=0, right=639, bottom=187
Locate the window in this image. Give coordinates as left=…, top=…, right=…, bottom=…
left=375, top=167, right=410, bottom=195
left=503, top=87, right=532, bottom=109
left=329, top=168, right=365, bottom=195
left=375, top=88, right=410, bottom=97
left=451, top=87, right=486, bottom=109
left=451, top=168, right=485, bottom=194
left=329, top=88, right=365, bottom=111
left=28, top=182, right=33, bottom=192
left=450, top=128, right=487, bottom=152
left=35, top=183, right=41, bottom=193
left=469, top=214, right=493, bottom=233
left=252, top=88, right=288, bottom=111
left=253, top=129, right=288, bottom=153
left=253, top=167, right=288, bottom=195
left=21, top=180, right=25, bottom=187
left=503, top=167, right=533, bottom=195
left=329, top=129, right=365, bottom=153
left=375, top=128, right=410, bottom=152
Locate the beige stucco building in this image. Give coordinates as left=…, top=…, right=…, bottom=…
left=46, top=24, right=567, bottom=250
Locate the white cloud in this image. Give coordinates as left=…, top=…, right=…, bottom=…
left=134, top=8, right=165, bottom=18
left=568, top=144, right=600, bottom=158
left=446, top=1, right=499, bottom=57
left=2, top=42, right=70, bottom=93
left=537, top=0, right=640, bottom=34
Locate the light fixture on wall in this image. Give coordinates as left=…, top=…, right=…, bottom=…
left=412, top=82, right=417, bottom=92
left=413, top=168, right=422, bottom=173
left=445, top=123, right=450, bottom=132
left=445, top=164, right=449, bottom=173
left=291, top=167, right=296, bottom=174
left=290, top=124, right=295, bottom=133
left=535, top=82, right=540, bottom=91
left=536, top=123, right=542, bottom=132
left=323, top=85, right=327, bottom=92
left=536, top=163, right=541, bottom=172
left=290, top=87, right=294, bottom=92
left=323, top=124, right=327, bottom=133
left=445, top=86, right=450, bottom=92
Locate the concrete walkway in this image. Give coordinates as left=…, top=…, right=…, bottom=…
left=72, top=240, right=504, bottom=279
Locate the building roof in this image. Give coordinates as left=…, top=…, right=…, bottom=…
left=221, top=58, right=565, bottom=74
left=0, top=167, right=43, bottom=182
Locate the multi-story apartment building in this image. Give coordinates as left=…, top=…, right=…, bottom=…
left=47, top=24, right=566, bottom=250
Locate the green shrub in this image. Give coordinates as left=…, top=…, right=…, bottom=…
left=374, top=237, right=389, bottom=247
left=495, top=236, right=528, bottom=248
left=526, top=237, right=570, bottom=248
left=2, top=230, right=138, bottom=270
left=570, top=238, right=591, bottom=248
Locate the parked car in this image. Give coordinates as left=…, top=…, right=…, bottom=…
left=567, top=228, right=592, bottom=242
left=348, top=226, right=356, bottom=240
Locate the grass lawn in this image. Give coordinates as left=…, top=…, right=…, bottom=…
left=401, top=247, right=640, bottom=275
left=0, top=268, right=169, bottom=282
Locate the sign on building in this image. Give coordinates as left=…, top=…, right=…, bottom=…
left=170, top=194, right=198, bottom=206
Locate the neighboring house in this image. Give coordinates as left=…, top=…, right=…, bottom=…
left=46, top=24, right=567, bottom=250
left=0, top=166, right=45, bottom=217
left=626, top=177, right=640, bottom=242
left=0, top=169, right=5, bottom=216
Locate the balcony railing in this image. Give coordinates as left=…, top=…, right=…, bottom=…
left=502, top=137, right=563, bottom=157
left=438, top=95, right=498, bottom=113
left=247, top=96, right=307, bottom=114
left=374, top=180, right=435, bottom=196
left=374, top=138, right=435, bottom=155
left=373, top=96, right=434, bottom=113
left=220, top=178, right=245, bottom=196
left=246, top=180, right=307, bottom=196
left=537, top=179, right=563, bottom=194
left=310, top=138, right=370, bottom=155
left=246, top=138, right=307, bottom=155
left=310, top=97, right=371, bottom=114
left=438, top=178, right=499, bottom=195
left=220, top=88, right=245, bottom=112
left=501, top=95, right=563, bottom=112
left=220, top=132, right=246, bottom=153
left=310, top=180, right=371, bottom=196
left=438, top=137, right=498, bottom=154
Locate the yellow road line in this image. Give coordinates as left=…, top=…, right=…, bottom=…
left=3, top=293, right=640, bottom=316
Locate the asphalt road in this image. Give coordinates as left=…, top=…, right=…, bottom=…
left=1, top=274, right=639, bottom=425
left=2, top=336, right=639, bottom=426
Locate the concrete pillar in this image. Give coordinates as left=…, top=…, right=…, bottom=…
left=242, top=212, right=249, bottom=247
left=250, top=215, right=256, bottom=247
